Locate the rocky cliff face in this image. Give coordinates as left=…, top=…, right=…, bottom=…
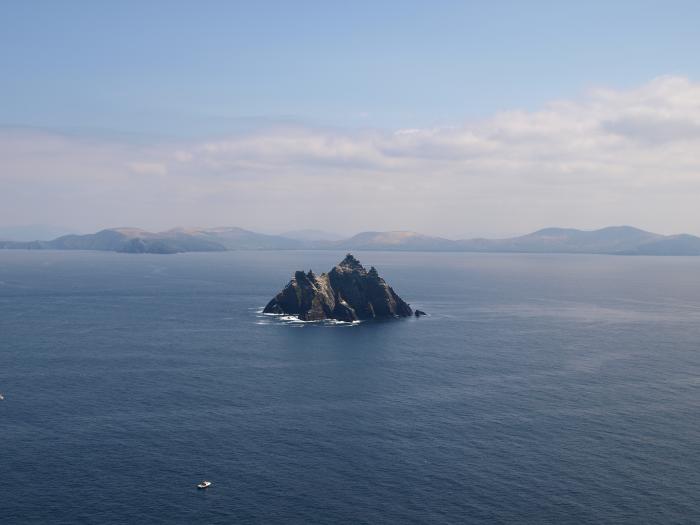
left=263, top=254, right=413, bottom=322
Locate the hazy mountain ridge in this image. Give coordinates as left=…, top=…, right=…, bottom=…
left=2, top=225, right=700, bottom=255
left=0, top=224, right=76, bottom=242
left=319, top=231, right=458, bottom=251
left=280, top=229, right=344, bottom=242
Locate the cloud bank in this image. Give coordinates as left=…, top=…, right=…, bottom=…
left=2, top=76, right=700, bottom=237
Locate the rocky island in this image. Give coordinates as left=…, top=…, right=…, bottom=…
left=263, top=254, right=413, bottom=322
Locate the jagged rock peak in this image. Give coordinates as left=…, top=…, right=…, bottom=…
left=263, top=255, right=413, bottom=322
left=338, top=253, right=364, bottom=271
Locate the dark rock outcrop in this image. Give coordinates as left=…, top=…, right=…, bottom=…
left=414, top=310, right=427, bottom=317
left=263, top=254, right=413, bottom=322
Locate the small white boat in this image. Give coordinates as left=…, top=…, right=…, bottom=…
left=197, top=480, right=212, bottom=489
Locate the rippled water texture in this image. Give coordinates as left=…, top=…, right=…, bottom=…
left=2, top=250, right=700, bottom=523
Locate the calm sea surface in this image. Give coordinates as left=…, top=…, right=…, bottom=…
left=2, top=250, right=700, bottom=524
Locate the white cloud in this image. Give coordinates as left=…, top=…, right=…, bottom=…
left=2, top=76, right=700, bottom=237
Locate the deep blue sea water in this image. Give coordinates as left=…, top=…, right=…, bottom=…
left=2, top=250, right=700, bottom=524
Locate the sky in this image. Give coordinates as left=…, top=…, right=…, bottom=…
left=2, top=1, right=700, bottom=238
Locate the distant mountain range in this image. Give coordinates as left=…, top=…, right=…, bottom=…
left=0, top=224, right=75, bottom=242
left=2, top=225, right=700, bottom=256
left=280, top=229, right=345, bottom=242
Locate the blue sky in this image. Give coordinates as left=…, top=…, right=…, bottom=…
left=2, top=2, right=700, bottom=237
left=3, top=1, right=699, bottom=136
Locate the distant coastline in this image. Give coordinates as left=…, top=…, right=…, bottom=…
left=2, top=225, right=700, bottom=256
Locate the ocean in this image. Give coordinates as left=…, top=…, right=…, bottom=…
left=2, top=250, right=700, bottom=524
